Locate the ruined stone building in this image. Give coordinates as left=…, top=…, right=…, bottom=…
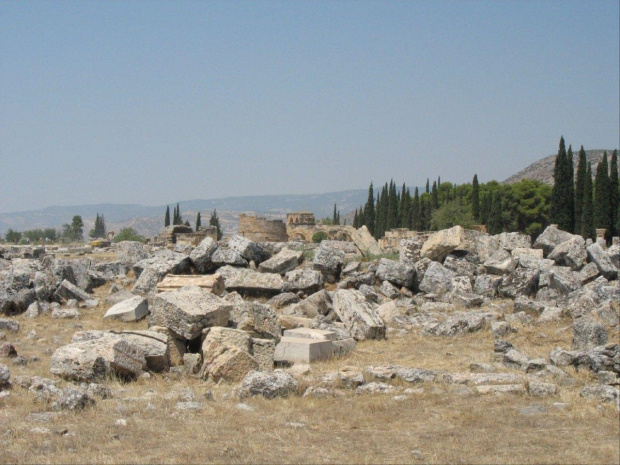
left=238, top=214, right=288, bottom=242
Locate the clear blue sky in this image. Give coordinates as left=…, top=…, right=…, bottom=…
left=1, top=0, right=618, bottom=213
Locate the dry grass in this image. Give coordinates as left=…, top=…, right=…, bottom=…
left=0, top=286, right=618, bottom=464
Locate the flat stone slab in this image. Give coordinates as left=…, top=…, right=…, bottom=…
left=156, top=274, right=225, bottom=295
left=274, top=337, right=334, bottom=364
left=283, top=328, right=337, bottom=341
left=103, top=296, right=148, bottom=322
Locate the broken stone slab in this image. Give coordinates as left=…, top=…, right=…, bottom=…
left=548, top=266, right=581, bottom=295
left=217, top=266, right=284, bottom=296
left=0, top=319, right=19, bottom=333
left=229, top=302, right=281, bottom=341
left=228, top=235, right=270, bottom=265
left=54, top=279, right=91, bottom=303
left=444, top=372, right=524, bottom=386
left=356, top=382, right=397, bottom=395
left=332, top=289, right=386, bottom=341
left=312, top=245, right=344, bottom=284
left=399, top=237, right=425, bottom=264
left=212, top=248, right=248, bottom=267
left=375, top=258, right=417, bottom=289
left=203, top=326, right=252, bottom=353
left=283, top=327, right=337, bottom=341
left=200, top=339, right=259, bottom=383
left=473, top=274, right=502, bottom=298
left=533, top=225, right=576, bottom=256
left=420, top=226, right=466, bottom=262
left=572, top=316, right=609, bottom=351
left=150, top=326, right=185, bottom=367
left=258, top=248, right=303, bottom=275
left=578, top=262, right=600, bottom=285
left=450, top=292, right=484, bottom=308
left=267, top=292, right=300, bottom=309
left=423, top=312, right=492, bottom=336
left=580, top=384, right=619, bottom=403
left=116, top=241, right=148, bottom=267
left=351, top=226, right=383, bottom=257
left=497, top=232, right=532, bottom=252
left=51, top=308, right=80, bottom=319
left=189, top=237, right=219, bottom=273
left=548, top=236, right=587, bottom=270
left=149, top=286, right=231, bottom=341
left=156, top=274, right=225, bottom=295
left=512, top=248, right=543, bottom=260
left=0, top=364, right=9, bottom=389
left=284, top=269, right=323, bottom=294
left=587, top=243, right=618, bottom=281
left=236, top=370, right=298, bottom=399
left=484, top=249, right=518, bottom=275
left=286, top=290, right=333, bottom=319
left=379, top=280, right=401, bottom=300
left=104, top=296, right=148, bottom=322
left=497, top=268, right=539, bottom=299
left=476, top=384, right=526, bottom=395
left=365, top=365, right=439, bottom=383
left=132, top=250, right=192, bottom=296
left=104, top=289, right=137, bottom=306
left=418, top=261, right=455, bottom=295
left=443, top=255, right=477, bottom=277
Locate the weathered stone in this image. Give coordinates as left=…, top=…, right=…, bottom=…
left=549, top=347, right=578, bottom=366
left=51, top=307, right=80, bottom=319
left=289, top=290, right=332, bottom=318
left=201, top=340, right=258, bottom=383
left=156, top=274, right=225, bottom=295
left=251, top=338, right=275, bottom=371
left=236, top=370, right=298, bottom=399
left=313, top=246, right=344, bottom=284
left=203, top=326, right=251, bottom=353
left=549, top=267, right=581, bottom=295
left=424, top=312, right=490, bottom=336
left=0, top=364, right=10, bottom=389
left=0, top=343, right=17, bottom=358
left=512, top=248, right=543, bottom=260
left=211, top=248, right=248, bottom=267
left=116, top=241, right=148, bottom=267
left=573, top=317, right=608, bottom=351
left=497, top=232, right=532, bottom=252
left=607, top=244, right=620, bottom=269
left=580, top=384, right=619, bottom=403
left=267, top=292, right=300, bottom=309
left=548, top=236, right=587, bottom=270
left=587, top=243, right=618, bottom=280
left=92, top=261, right=128, bottom=280
left=476, top=384, right=526, bottom=395
left=0, top=319, right=19, bottom=333
left=228, top=235, right=270, bottom=265
left=379, top=280, right=401, bottom=299
left=450, top=292, right=483, bottom=308
left=538, top=306, right=563, bottom=323
left=229, top=302, right=281, bottom=341
left=350, top=226, right=383, bottom=256
left=484, top=249, right=518, bottom=275
left=399, top=238, right=425, bottom=264
left=104, top=296, right=148, bottom=322
left=491, top=321, right=514, bottom=338
left=443, top=255, right=477, bottom=277
left=375, top=258, right=416, bottom=290
left=578, top=262, right=601, bottom=285
left=284, top=269, right=323, bottom=294
left=332, top=289, right=385, bottom=341
left=150, top=326, right=185, bottom=367
left=356, top=382, right=396, bottom=395
left=421, top=226, right=466, bottom=262
left=217, top=266, right=284, bottom=296
left=418, top=261, right=455, bottom=295
left=274, top=336, right=334, bottom=364
left=132, top=250, right=192, bottom=295
left=52, top=387, right=95, bottom=411
left=189, top=237, right=219, bottom=273
left=149, top=286, right=231, bottom=340
left=473, top=274, right=502, bottom=298
left=104, top=289, right=137, bottom=306
left=497, top=268, right=539, bottom=298
left=533, top=225, right=576, bottom=256
left=259, top=248, right=303, bottom=275
left=54, top=279, right=91, bottom=303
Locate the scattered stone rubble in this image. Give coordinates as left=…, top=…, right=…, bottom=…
left=0, top=225, right=617, bottom=409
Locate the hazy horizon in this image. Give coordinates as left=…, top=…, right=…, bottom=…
left=2, top=1, right=618, bottom=214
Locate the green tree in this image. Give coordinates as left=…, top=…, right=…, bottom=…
left=430, top=200, right=475, bottom=230
left=5, top=229, right=21, bottom=243
left=431, top=181, right=439, bottom=208
left=610, top=149, right=618, bottom=237
left=89, top=213, right=106, bottom=239
left=332, top=204, right=340, bottom=225
left=363, top=182, right=375, bottom=236
left=43, top=228, right=58, bottom=242
left=594, top=152, right=612, bottom=240
left=209, top=209, right=223, bottom=240
left=165, top=206, right=170, bottom=227
left=70, top=215, right=84, bottom=241
left=574, top=146, right=587, bottom=235
left=173, top=203, right=183, bottom=225
left=196, top=212, right=201, bottom=230
left=114, top=227, right=146, bottom=243
left=471, top=174, right=480, bottom=222
left=411, top=187, right=420, bottom=230
left=582, top=163, right=595, bottom=240
left=550, top=137, right=574, bottom=231
left=312, top=231, right=328, bottom=243
left=487, top=191, right=503, bottom=234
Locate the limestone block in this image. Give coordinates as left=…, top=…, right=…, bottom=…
left=103, top=296, right=148, bottom=322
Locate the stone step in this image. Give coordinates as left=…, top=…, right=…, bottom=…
left=283, top=327, right=337, bottom=341
left=274, top=337, right=334, bottom=364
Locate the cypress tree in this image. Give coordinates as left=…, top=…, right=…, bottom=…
left=353, top=209, right=358, bottom=228
left=551, top=136, right=568, bottom=229
left=425, top=178, right=430, bottom=194
left=411, top=188, right=420, bottom=230
left=165, top=206, right=170, bottom=227
left=471, top=174, right=480, bottom=222
left=196, top=212, right=201, bottom=230
left=566, top=145, right=575, bottom=232
left=399, top=183, right=408, bottom=227
left=488, top=191, right=503, bottom=234
left=610, top=149, right=618, bottom=237
left=386, top=180, right=397, bottom=231
left=582, top=163, right=595, bottom=240
left=364, top=183, right=375, bottom=236
left=431, top=181, right=438, bottom=208
left=209, top=209, right=223, bottom=240
left=332, top=204, right=338, bottom=225
left=594, top=152, right=612, bottom=240
left=574, top=146, right=587, bottom=235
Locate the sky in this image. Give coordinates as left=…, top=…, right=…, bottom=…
left=1, top=0, right=618, bottom=213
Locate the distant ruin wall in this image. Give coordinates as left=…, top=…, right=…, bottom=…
left=239, top=214, right=288, bottom=242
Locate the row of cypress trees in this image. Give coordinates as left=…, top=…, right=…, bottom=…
left=164, top=203, right=185, bottom=227
left=550, top=136, right=619, bottom=241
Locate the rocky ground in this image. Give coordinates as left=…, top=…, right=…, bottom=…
left=0, top=225, right=618, bottom=464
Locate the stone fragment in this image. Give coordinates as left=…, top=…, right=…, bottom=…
left=497, top=268, right=539, bottom=298
left=573, top=317, right=608, bottom=351
left=156, top=274, right=225, bottom=295
left=229, top=302, right=281, bottom=341
left=375, top=258, right=416, bottom=289
left=473, top=274, right=502, bottom=297
left=0, top=364, right=9, bottom=389
left=217, top=266, right=284, bottom=296
left=132, top=250, right=191, bottom=295
left=204, top=327, right=251, bottom=352
left=332, top=289, right=386, bottom=341
left=51, top=307, right=80, bottom=319
left=116, top=241, right=148, bottom=267
left=421, top=226, right=466, bottom=262
left=418, top=261, right=455, bottom=295
left=484, top=249, right=517, bottom=275
left=104, top=289, right=137, bottom=306
left=288, top=290, right=332, bottom=318
left=284, top=269, right=323, bottom=294
left=228, top=235, right=270, bottom=265
left=259, top=248, right=303, bottom=275
left=356, top=382, right=396, bottom=395
left=251, top=338, right=275, bottom=371
left=104, top=296, right=148, bottom=322
left=587, top=243, right=618, bottom=280
left=150, top=286, right=231, bottom=340
left=379, top=280, right=401, bottom=299
left=497, top=232, right=532, bottom=252
left=548, top=236, right=587, bottom=270
left=267, top=292, right=300, bottom=309
left=189, top=237, right=219, bottom=273
left=236, top=370, right=298, bottom=399
left=201, top=340, right=258, bottom=383
left=211, top=248, right=248, bottom=267
left=580, top=384, right=619, bottom=403
left=54, top=279, right=91, bottom=302
left=423, top=312, right=490, bottom=336
left=350, top=226, right=383, bottom=256
left=0, top=343, right=17, bottom=358
left=533, top=225, right=576, bottom=256
left=312, top=246, right=344, bottom=284
left=0, top=319, right=19, bottom=333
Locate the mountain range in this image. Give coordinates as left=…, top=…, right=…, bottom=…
left=3, top=148, right=617, bottom=238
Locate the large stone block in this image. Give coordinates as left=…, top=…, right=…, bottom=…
left=189, top=237, right=219, bottom=273
left=351, top=226, right=383, bottom=257
left=217, top=266, right=284, bottom=295
left=548, top=236, right=587, bottom=270
left=274, top=337, right=334, bottom=363
left=375, top=258, right=416, bottom=289
left=229, top=302, right=281, bottom=341
left=421, top=226, right=466, bottom=262
left=103, top=296, right=148, bottom=322
left=201, top=340, right=258, bottom=382
left=228, top=235, right=270, bottom=265
left=332, top=289, right=385, bottom=341
left=258, top=248, right=303, bottom=275
left=149, top=286, right=231, bottom=340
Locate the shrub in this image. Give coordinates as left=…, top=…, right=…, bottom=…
left=114, top=228, right=146, bottom=243
left=312, top=231, right=328, bottom=243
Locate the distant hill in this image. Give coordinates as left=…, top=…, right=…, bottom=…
left=0, top=190, right=368, bottom=238
left=503, top=149, right=618, bottom=185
